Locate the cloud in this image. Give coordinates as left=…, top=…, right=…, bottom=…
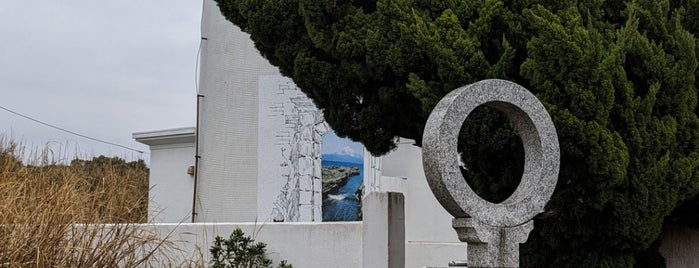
left=339, top=146, right=362, bottom=159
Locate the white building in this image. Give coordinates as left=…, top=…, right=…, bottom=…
left=133, top=0, right=465, bottom=266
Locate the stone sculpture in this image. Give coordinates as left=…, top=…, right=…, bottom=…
left=422, top=79, right=560, bottom=268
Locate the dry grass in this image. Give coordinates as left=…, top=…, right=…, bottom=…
left=0, top=139, right=191, bottom=267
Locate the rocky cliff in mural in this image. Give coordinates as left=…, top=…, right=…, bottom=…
left=322, top=166, right=360, bottom=195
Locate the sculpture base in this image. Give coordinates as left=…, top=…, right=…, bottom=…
left=452, top=217, right=533, bottom=268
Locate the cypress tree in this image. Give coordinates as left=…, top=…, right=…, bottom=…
left=214, top=0, right=699, bottom=266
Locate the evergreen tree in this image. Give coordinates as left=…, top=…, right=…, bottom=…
left=214, top=0, right=699, bottom=267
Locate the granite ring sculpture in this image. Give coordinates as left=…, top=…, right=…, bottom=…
left=422, top=79, right=560, bottom=227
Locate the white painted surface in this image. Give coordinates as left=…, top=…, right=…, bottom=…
left=364, top=150, right=383, bottom=195
left=381, top=138, right=468, bottom=266
left=134, top=127, right=195, bottom=223
left=196, top=0, right=279, bottom=222
left=363, top=192, right=405, bottom=268
left=148, top=222, right=362, bottom=267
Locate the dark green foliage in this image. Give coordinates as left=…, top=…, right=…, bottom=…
left=215, top=0, right=699, bottom=267
left=667, top=193, right=699, bottom=228
left=633, top=240, right=665, bottom=268
left=210, top=228, right=292, bottom=268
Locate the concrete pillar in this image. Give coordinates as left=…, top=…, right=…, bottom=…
left=660, top=224, right=699, bottom=268
left=362, top=192, right=405, bottom=268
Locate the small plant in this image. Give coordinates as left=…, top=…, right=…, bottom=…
left=210, top=228, right=292, bottom=268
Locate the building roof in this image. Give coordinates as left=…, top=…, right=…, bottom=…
left=133, top=127, right=195, bottom=146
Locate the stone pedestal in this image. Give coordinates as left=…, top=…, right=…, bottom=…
left=452, top=218, right=533, bottom=268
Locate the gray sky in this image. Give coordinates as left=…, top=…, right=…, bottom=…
left=0, top=1, right=202, bottom=164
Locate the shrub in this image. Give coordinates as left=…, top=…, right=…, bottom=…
left=210, top=228, right=292, bottom=268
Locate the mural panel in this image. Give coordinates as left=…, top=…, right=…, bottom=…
left=258, top=75, right=367, bottom=222
left=258, top=75, right=327, bottom=222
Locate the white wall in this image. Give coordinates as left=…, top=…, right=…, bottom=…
left=134, top=128, right=196, bottom=223
left=148, top=143, right=195, bottom=223
left=196, top=0, right=280, bottom=222
left=363, top=192, right=405, bottom=268
left=148, top=222, right=363, bottom=267
left=113, top=190, right=457, bottom=268
left=380, top=138, right=468, bottom=267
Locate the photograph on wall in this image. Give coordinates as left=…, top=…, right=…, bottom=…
left=321, top=130, right=364, bottom=221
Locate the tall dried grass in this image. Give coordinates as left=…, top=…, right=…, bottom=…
left=0, top=139, right=187, bottom=267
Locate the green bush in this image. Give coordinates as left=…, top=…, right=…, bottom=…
left=210, top=228, right=292, bottom=268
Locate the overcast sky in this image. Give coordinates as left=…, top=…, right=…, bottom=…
left=0, top=1, right=202, bottom=164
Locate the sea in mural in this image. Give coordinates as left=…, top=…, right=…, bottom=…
left=322, top=131, right=364, bottom=221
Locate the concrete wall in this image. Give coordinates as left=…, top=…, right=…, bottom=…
left=196, top=0, right=279, bottom=222
left=660, top=224, right=699, bottom=268
left=363, top=192, right=405, bottom=268
left=146, top=222, right=362, bottom=267
left=121, top=191, right=457, bottom=268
